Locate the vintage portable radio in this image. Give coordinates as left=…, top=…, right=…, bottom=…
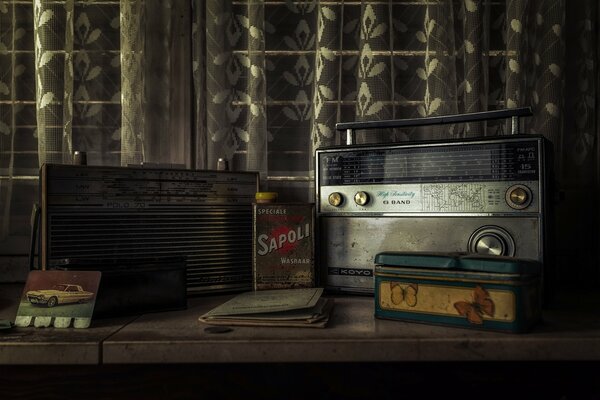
left=315, top=108, right=554, bottom=296
left=39, top=164, right=259, bottom=294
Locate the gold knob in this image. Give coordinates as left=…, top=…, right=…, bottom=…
left=509, top=187, right=528, bottom=205
left=354, top=191, right=369, bottom=206
left=328, top=192, right=343, bottom=207
left=505, top=184, right=532, bottom=210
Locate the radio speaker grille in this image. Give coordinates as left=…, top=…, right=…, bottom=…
left=46, top=206, right=253, bottom=293
left=41, top=164, right=258, bottom=294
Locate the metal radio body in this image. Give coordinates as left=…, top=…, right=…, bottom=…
left=40, top=164, right=259, bottom=294
left=315, top=109, right=553, bottom=295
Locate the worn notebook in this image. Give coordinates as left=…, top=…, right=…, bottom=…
left=199, top=288, right=333, bottom=328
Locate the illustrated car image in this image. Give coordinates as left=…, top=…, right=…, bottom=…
left=26, top=284, right=94, bottom=308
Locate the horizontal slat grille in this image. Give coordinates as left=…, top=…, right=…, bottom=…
left=47, top=206, right=253, bottom=293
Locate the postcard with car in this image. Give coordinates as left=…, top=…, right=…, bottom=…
left=16, top=270, right=101, bottom=328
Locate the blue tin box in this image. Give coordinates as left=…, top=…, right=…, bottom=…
left=374, top=252, right=542, bottom=333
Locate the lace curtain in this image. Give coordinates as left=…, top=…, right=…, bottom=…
left=196, top=0, right=570, bottom=179
left=30, top=0, right=187, bottom=167
left=0, top=0, right=189, bottom=264
left=0, top=0, right=598, bottom=284
left=194, top=0, right=599, bottom=284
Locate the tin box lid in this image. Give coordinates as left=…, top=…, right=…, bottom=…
left=459, top=254, right=541, bottom=275
left=374, top=252, right=460, bottom=269
left=374, top=252, right=541, bottom=275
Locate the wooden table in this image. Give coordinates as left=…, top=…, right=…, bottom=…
left=2, top=284, right=600, bottom=398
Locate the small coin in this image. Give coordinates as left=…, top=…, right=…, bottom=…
left=204, top=326, right=233, bottom=334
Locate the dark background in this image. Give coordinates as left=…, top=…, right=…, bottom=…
left=2, top=362, right=600, bottom=399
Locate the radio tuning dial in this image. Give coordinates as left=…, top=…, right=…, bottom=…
left=468, top=226, right=516, bottom=257
left=475, top=235, right=505, bottom=256
left=506, top=184, right=532, bottom=209
left=354, top=191, right=369, bottom=206
left=328, top=192, right=343, bottom=207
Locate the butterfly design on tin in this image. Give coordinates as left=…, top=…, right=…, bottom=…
left=390, top=283, right=418, bottom=307
left=453, top=285, right=495, bottom=324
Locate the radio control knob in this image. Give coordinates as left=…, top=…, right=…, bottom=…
left=474, top=234, right=505, bottom=256
left=506, top=184, right=532, bottom=209
left=468, top=226, right=516, bottom=257
left=354, top=191, right=369, bottom=206
left=328, top=192, right=343, bottom=207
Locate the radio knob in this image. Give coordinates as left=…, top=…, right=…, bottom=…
left=328, top=192, right=344, bottom=207
left=468, top=226, right=516, bottom=257
left=506, top=184, right=532, bottom=209
left=474, top=234, right=505, bottom=256
left=354, top=191, right=369, bottom=206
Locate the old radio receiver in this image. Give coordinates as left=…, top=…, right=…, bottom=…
left=316, top=108, right=553, bottom=295
left=40, top=164, right=259, bottom=294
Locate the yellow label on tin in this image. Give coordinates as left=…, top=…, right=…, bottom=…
left=379, top=281, right=516, bottom=323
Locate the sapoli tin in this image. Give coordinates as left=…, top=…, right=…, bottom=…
left=374, top=252, right=542, bottom=333
left=253, top=203, right=315, bottom=290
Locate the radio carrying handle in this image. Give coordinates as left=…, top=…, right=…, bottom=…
left=336, top=107, right=533, bottom=145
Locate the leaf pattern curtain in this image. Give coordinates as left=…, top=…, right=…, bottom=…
left=30, top=0, right=162, bottom=167
left=33, top=0, right=74, bottom=166
left=0, top=0, right=185, bottom=264
left=197, top=0, right=566, bottom=184
left=0, top=0, right=599, bottom=284
left=194, top=0, right=600, bottom=284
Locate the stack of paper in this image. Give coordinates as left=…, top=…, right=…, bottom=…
left=199, top=288, right=333, bottom=328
